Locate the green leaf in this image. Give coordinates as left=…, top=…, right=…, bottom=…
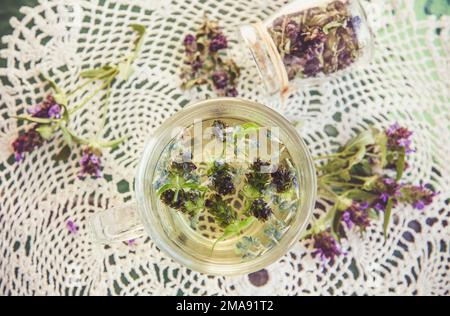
left=344, top=189, right=377, bottom=201
left=345, top=130, right=375, bottom=151
left=53, top=92, right=68, bottom=106
left=59, top=124, right=73, bottom=148
left=323, top=21, right=343, bottom=34
left=130, top=24, right=146, bottom=53
left=157, top=183, right=172, bottom=196
left=212, top=216, right=256, bottom=253
left=80, top=65, right=116, bottom=79
left=368, top=208, right=379, bottom=220
left=117, top=60, right=134, bottom=81
left=396, top=147, right=406, bottom=181
left=98, top=136, right=129, bottom=149
left=181, top=182, right=208, bottom=191
left=53, top=145, right=71, bottom=162
left=13, top=115, right=56, bottom=124
left=36, top=125, right=54, bottom=140
left=383, top=198, right=394, bottom=239
left=375, top=131, right=388, bottom=168
left=42, top=73, right=63, bottom=95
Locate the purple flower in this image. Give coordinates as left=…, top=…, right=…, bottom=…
left=127, top=239, right=136, bottom=246
left=67, top=220, right=78, bottom=234
left=285, top=21, right=300, bottom=41
left=372, top=177, right=402, bottom=211
left=209, top=33, right=228, bottom=52
left=349, top=16, right=362, bottom=31
left=403, top=184, right=438, bottom=211
left=303, top=57, right=322, bottom=77
left=212, top=70, right=229, bottom=90
left=225, top=87, right=238, bottom=97
left=342, top=202, right=370, bottom=230
left=191, top=57, right=203, bottom=72
left=27, top=95, right=62, bottom=119
left=183, top=34, right=197, bottom=54
left=78, top=147, right=102, bottom=179
left=386, top=123, right=414, bottom=154
left=312, top=232, right=342, bottom=263
left=12, top=127, right=44, bottom=162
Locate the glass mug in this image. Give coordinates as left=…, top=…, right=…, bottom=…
left=239, top=0, right=374, bottom=95
left=89, top=98, right=316, bottom=276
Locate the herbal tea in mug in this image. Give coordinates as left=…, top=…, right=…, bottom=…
left=239, top=0, right=374, bottom=95
left=89, top=99, right=316, bottom=275
left=153, top=117, right=301, bottom=260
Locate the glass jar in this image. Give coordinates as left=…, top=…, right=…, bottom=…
left=239, top=0, right=374, bottom=95
left=89, top=98, right=316, bottom=276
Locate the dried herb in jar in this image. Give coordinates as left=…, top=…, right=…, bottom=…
left=268, top=0, right=362, bottom=80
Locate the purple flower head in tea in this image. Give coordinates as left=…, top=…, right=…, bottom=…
left=67, top=220, right=78, bottom=234
left=386, top=123, right=414, bottom=154
left=250, top=198, right=272, bottom=221
left=12, top=127, right=44, bottom=162
left=209, top=33, right=228, bottom=52
left=27, top=95, right=62, bottom=119
left=78, top=147, right=102, bottom=179
left=312, top=232, right=342, bottom=263
left=212, top=70, right=229, bottom=90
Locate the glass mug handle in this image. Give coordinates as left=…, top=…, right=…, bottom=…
left=88, top=202, right=145, bottom=244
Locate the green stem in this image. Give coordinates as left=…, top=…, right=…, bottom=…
left=96, top=80, right=113, bottom=139
left=67, top=77, right=98, bottom=97
left=313, top=151, right=348, bottom=161
left=323, top=181, right=362, bottom=188
left=68, top=74, right=116, bottom=115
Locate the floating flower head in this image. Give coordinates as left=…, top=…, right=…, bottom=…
left=342, top=202, right=370, bottom=230
left=312, top=231, right=342, bottom=263
left=27, top=95, right=62, bottom=119
left=250, top=198, right=272, bottom=221
left=271, top=165, right=294, bottom=193
left=386, top=123, right=413, bottom=154
left=12, top=127, right=44, bottom=162
left=78, top=147, right=102, bottom=179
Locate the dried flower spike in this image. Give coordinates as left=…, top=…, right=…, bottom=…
left=27, top=95, right=62, bottom=119
left=12, top=127, right=44, bottom=162
left=78, top=147, right=102, bottom=179
left=312, top=231, right=342, bottom=263
left=180, top=15, right=240, bottom=96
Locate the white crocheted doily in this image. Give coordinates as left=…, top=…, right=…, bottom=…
left=0, top=0, right=448, bottom=295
